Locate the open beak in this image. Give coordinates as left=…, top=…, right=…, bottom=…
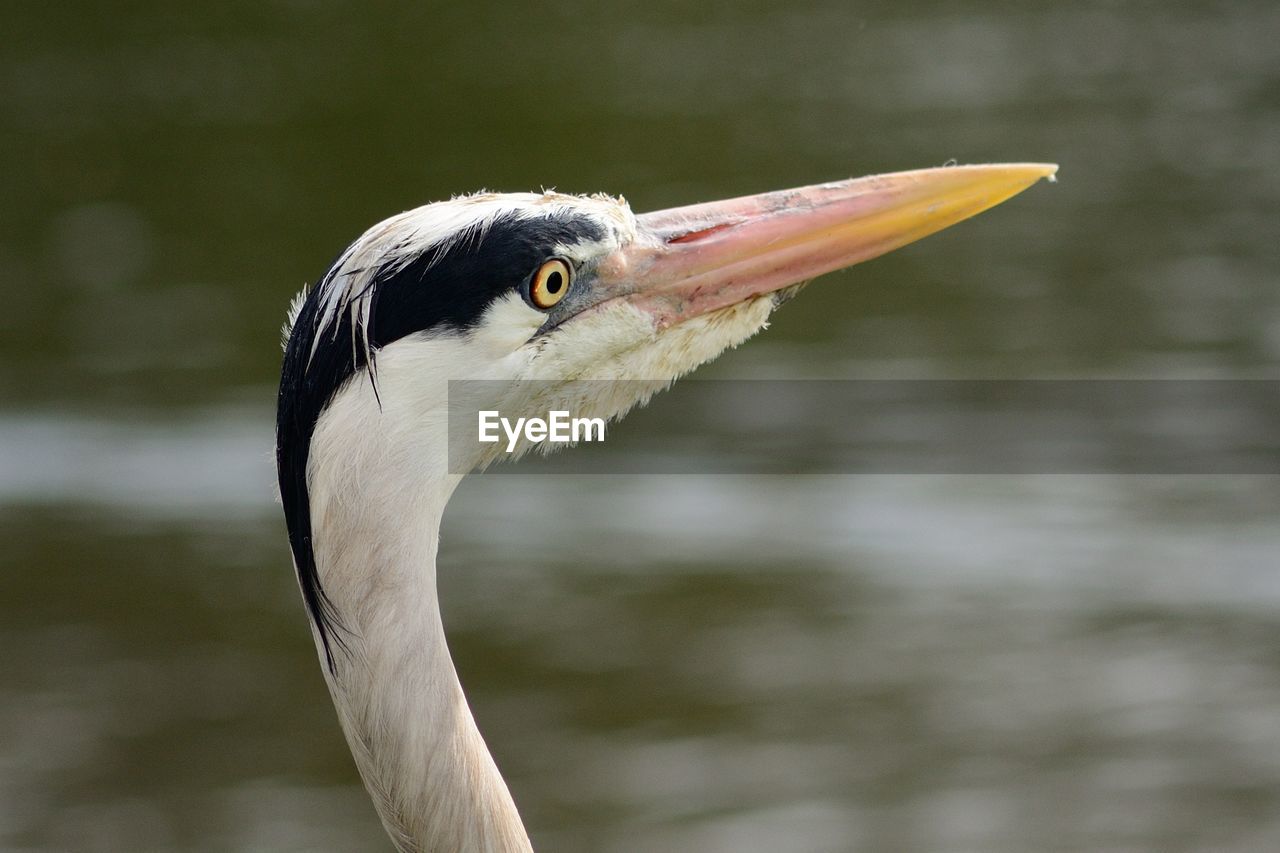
left=596, top=163, right=1057, bottom=329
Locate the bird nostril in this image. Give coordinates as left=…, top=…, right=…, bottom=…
left=666, top=221, right=738, bottom=244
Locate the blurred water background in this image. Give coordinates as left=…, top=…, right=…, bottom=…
left=2, top=1, right=1279, bottom=850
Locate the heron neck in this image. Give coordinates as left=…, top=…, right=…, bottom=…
left=308, top=396, right=533, bottom=852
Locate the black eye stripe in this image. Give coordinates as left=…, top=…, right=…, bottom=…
left=373, top=219, right=595, bottom=343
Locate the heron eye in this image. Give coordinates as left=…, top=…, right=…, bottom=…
left=530, top=259, right=572, bottom=309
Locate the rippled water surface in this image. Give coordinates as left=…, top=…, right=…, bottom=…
left=2, top=1, right=1279, bottom=850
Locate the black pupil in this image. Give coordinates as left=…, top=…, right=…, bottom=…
left=546, top=270, right=563, bottom=293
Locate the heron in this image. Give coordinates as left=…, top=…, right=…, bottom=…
left=276, top=163, right=1057, bottom=852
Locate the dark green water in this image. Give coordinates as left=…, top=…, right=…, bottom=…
left=2, top=1, right=1279, bottom=850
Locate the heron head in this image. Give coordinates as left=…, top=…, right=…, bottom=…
left=277, top=165, right=1055, bottom=661
left=285, top=164, right=1056, bottom=465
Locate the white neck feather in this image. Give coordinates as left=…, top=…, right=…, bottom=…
left=299, top=290, right=776, bottom=852
left=307, top=359, right=533, bottom=853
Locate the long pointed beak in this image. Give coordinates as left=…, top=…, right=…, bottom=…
left=597, top=163, right=1057, bottom=329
